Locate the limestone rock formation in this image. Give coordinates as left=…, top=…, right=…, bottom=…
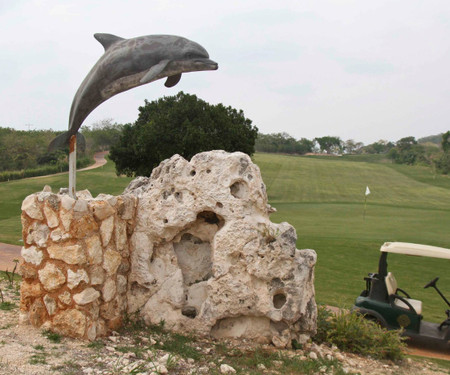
left=19, top=150, right=317, bottom=346
left=125, top=151, right=317, bottom=347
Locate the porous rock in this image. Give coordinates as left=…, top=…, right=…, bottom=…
left=21, top=246, right=44, bottom=266
left=25, top=222, right=49, bottom=247
left=67, top=268, right=89, bottom=289
left=19, top=150, right=316, bottom=343
left=125, top=151, right=317, bottom=346
left=43, top=294, right=57, bottom=315
left=73, top=287, right=101, bottom=305
left=85, top=234, right=103, bottom=265
left=38, top=263, right=66, bottom=291
left=103, top=248, right=122, bottom=276
left=21, top=194, right=44, bottom=220
left=52, top=309, right=87, bottom=338
left=48, top=244, right=87, bottom=265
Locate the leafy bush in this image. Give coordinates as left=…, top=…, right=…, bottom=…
left=434, top=151, right=450, bottom=174
left=314, top=305, right=406, bottom=361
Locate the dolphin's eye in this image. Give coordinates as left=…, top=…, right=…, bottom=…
left=185, top=52, right=204, bottom=60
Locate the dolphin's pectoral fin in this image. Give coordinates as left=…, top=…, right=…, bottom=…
left=94, top=33, right=125, bottom=51
left=140, top=60, right=171, bottom=84
left=165, top=73, right=182, bottom=88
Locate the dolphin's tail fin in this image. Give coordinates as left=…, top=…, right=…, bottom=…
left=48, top=132, right=86, bottom=153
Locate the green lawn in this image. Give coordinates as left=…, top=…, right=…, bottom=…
left=253, top=153, right=450, bottom=322
left=1, top=152, right=449, bottom=323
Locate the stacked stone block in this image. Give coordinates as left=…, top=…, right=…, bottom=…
left=19, top=189, right=137, bottom=340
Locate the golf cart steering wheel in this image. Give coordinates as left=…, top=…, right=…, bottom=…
left=424, top=277, right=439, bottom=289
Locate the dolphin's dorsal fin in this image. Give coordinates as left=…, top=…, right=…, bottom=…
left=140, top=60, right=171, bottom=84
left=165, top=73, right=182, bottom=88
left=94, top=33, right=124, bottom=51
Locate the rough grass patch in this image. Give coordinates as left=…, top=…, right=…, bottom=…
left=87, top=340, right=105, bottom=350
left=155, top=332, right=202, bottom=361
left=42, top=329, right=62, bottom=343
left=51, top=360, right=83, bottom=375
left=0, top=301, right=16, bottom=311
left=314, top=305, right=406, bottom=361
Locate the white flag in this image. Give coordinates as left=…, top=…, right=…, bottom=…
left=365, top=186, right=370, bottom=196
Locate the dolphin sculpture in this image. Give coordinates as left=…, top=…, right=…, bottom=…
left=49, top=33, right=218, bottom=150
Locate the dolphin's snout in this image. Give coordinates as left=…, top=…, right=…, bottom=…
left=195, top=58, right=218, bottom=70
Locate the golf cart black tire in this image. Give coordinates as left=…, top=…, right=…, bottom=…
left=353, top=307, right=388, bottom=328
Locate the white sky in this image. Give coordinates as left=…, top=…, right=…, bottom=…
left=1, top=0, right=450, bottom=144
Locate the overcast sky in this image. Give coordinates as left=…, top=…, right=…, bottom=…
left=1, top=0, right=449, bottom=144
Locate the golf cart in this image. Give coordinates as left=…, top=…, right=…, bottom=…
left=353, top=242, right=450, bottom=351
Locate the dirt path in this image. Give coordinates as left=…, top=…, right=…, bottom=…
left=77, top=150, right=108, bottom=171
left=0, top=242, right=20, bottom=272
left=28, top=150, right=109, bottom=180
left=406, top=345, right=450, bottom=361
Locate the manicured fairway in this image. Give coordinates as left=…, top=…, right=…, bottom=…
left=253, top=153, right=450, bottom=322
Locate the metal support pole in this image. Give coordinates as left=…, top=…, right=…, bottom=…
left=69, top=135, right=77, bottom=199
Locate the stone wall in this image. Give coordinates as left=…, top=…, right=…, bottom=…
left=20, top=151, right=317, bottom=347
left=20, top=189, right=137, bottom=340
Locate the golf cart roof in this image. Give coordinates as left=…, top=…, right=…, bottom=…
left=380, top=242, right=450, bottom=260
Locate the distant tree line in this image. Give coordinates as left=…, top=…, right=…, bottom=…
left=255, top=131, right=449, bottom=174
left=2, top=95, right=448, bottom=178
left=255, top=133, right=314, bottom=154
left=0, top=122, right=125, bottom=181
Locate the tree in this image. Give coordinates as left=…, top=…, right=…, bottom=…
left=110, top=92, right=258, bottom=176
left=344, top=139, right=364, bottom=154
left=314, top=136, right=343, bottom=154
left=361, top=139, right=394, bottom=154
left=387, top=136, right=426, bottom=165
left=442, top=130, right=450, bottom=152
left=433, top=131, right=450, bottom=174
left=255, top=133, right=314, bottom=154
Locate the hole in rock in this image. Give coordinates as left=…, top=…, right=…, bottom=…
left=174, top=233, right=212, bottom=286
left=206, top=169, right=211, bottom=174
left=197, top=211, right=224, bottom=228
left=216, top=202, right=223, bottom=208
left=163, top=219, right=168, bottom=224
left=190, top=170, right=196, bottom=176
left=211, top=316, right=272, bottom=342
left=273, top=293, right=287, bottom=309
left=174, top=192, right=183, bottom=202
left=181, top=306, right=197, bottom=319
left=230, top=180, right=249, bottom=199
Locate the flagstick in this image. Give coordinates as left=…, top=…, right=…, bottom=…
left=363, top=194, right=367, bottom=220
left=69, top=135, right=77, bottom=199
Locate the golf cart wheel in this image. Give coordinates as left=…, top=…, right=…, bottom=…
left=364, top=314, right=386, bottom=328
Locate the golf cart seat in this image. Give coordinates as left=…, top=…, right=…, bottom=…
left=385, top=272, right=423, bottom=315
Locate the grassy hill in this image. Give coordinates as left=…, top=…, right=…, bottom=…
left=254, top=153, right=450, bottom=322
left=1, top=152, right=449, bottom=322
